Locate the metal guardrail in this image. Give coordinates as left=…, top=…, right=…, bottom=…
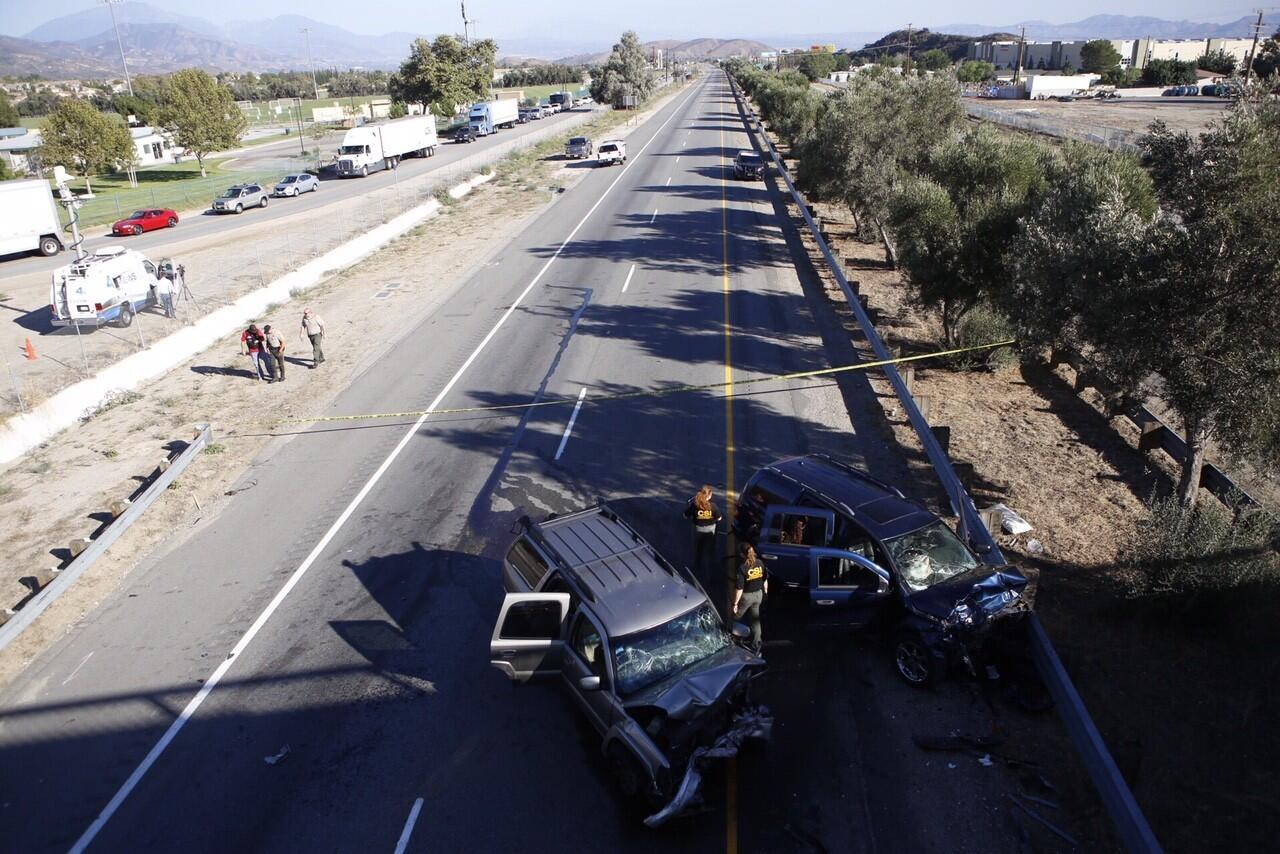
left=727, top=77, right=1163, bottom=854
left=0, top=423, right=213, bottom=652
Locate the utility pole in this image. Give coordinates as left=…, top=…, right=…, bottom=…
left=1014, top=27, right=1026, bottom=84
left=301, top=27, right=319, bottom=100
left=461, top=2, right=471, bottom=46
left=1245, top=9, right=1265, bottom=83
left=904, top=24, right=913, bottom=74
left=103, top=0, right=134, bottom=97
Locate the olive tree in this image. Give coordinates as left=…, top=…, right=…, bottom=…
left=38, top=99, right=135, bottom=193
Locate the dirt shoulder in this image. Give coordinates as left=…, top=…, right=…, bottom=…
left=0, top=85, right=691, bottom=689
left=753, top=106, right=1276, bottom=852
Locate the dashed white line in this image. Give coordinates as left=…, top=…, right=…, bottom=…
left=621, top=263, right=636, bottom=293
left=554, top=388, right=589, bottom=461
left=675, top=156, right=680, bottom=164
left=665, top=176, right=671, bottom=186
left=61, top=651, right=94, bottom=686
left=393, top=798, right=424, bottom=854
left=650, top=208, right=659, bottom=224
left=65, top=78, right=709, bottom=854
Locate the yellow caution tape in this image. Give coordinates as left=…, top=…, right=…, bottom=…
left=259, top=339, right=1015, bottom=428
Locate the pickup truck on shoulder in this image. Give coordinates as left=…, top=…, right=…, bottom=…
left=565, top=136, right=593, bottom=159
left=596, top=139, right=626, bottom=166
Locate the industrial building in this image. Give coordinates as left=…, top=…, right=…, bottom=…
left=969, top=36, right=1258, bottom=72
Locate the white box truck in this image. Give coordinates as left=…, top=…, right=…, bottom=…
left=335, top=113, right=439, bottom=178
left=49, top=246, right=165, bottom=328
left=0, top=179, right=65, bottom=259
left=468, top=99, right=519, bottom=136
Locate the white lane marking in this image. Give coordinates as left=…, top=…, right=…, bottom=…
left=675, top=156, right=680, bottom=164
left=665, top=176, right=671, bottom=186
left=67, top=77, right=707, bottom=854
left=61, top=651, right=94, bottom=686
left=553, top=388, right=589, bottom=461
left=650, top=208, right=659, bottom=224
left=393, top=798, right=424, bottom=854
left=621, top=263, right=636, bottom=293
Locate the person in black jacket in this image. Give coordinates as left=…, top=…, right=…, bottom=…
left=683, top=484, right=722, bottom=587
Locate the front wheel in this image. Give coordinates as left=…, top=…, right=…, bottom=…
left=167, top=217, right=177, bottom=227
left=38, top=236, right=61, bottom=256
left=894, top=631, right=940, bottom=687
left=133, top=225, right=143, bottom=236
left=235, top=204, right=243, bottom=214
left=260, top=197, right=268, bottom=208
left=361, top=165, right=368, bottom=177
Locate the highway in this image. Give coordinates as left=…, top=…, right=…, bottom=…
left=0, top=73, right=1028, bottom=853
left=0, top=105, right=601, bottom=282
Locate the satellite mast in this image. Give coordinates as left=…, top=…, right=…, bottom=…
left=461, top=2, right=472, bottom=45
left=103, top=0, right=134, bottom=97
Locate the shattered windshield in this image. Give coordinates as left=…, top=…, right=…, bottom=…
left=885, top=520, right=980, bottom=592
left=612, top=604, right=729, bottom=697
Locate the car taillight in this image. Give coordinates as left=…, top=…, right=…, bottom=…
left=94, top=303, right=103, bottom=311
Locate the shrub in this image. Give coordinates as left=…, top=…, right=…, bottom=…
left=946, top=302, right=1017, bottom=371
left=1121, top=494, right=1279, bottom=603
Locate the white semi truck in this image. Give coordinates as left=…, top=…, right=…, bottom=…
left=468, top=99, right=519, bottom=136
left=335, top=113, right=439, bottom=178
left=49, top=246, right=167, bottom=328
left=0, top=179, right=65, bottom=259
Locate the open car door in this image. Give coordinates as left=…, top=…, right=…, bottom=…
left=756, top=504, right=836, bottom=588
left=490, top=592, right=570, bottom=683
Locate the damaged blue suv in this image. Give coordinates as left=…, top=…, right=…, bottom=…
left=735, top=454, right=1029, bottom=686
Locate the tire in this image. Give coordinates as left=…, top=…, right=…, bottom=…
left=235, top=204, right=243, bottom=214
left=894, top=631, right=940, bottom=687
left=360, top=165, right=368, bottom=177
left=38, top=236, right=61, bottom=256
left=167, top=217, right=177, bottom=228
left=260, top=197, right=268, bottom=208
left=133, top=225, right=143, bottom=236
left=115, top=303, right=134, bottom=328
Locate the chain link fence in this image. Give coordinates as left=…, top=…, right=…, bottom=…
left=1, top=108, right=604, bottom=420
left=964, top=101, right=1143, bottom=152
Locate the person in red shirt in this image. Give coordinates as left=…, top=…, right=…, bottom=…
left=240, top=324, right=271, bottom=381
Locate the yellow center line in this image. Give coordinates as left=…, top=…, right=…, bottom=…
left=720, top=96, right=740, bottom=854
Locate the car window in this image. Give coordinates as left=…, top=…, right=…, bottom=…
left=142, top=260, right=156, bottom=276
left=745, top=472, right=798, bottom=509
left=129, top=210, right=146, bottom=219
left=611, top=603, right=729, bottom=697
left=499, top=600, right=562, bottom=639
left=570, top=614, right=609, bottom=682
left=283, top=176, right=296, bottom=183
left=507, top=539, right=551, bottom=588
left=767, top=511, right=827, bottom=547
left=817, top=556, right=880, bottom=592
left=884, top=520, right=980, bottom=592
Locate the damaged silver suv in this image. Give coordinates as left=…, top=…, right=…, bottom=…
left=490, top=505, right=770, bottom=826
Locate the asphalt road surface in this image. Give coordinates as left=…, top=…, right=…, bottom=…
left=0, top=106, right=601, bottom=281
left=0, top=74, right=1029, bottom=853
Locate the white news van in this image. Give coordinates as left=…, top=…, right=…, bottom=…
left=50, top=246, right=165, bottom=328
left=335, top=113, right=439, bottom=177
left=0, top=179, right=65, bottom=258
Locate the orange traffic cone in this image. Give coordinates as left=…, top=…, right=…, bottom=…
left=23, top=337, right=38, bottom=361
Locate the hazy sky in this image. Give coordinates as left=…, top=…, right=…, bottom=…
left=2, top=0, right=1254, bottom=42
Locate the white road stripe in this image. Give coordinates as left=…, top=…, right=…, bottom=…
left=553, top=388, right=589, bottom=461
left=67, top=77, right=707, bottom=854
left=665, top=176, right=671, bottom=186
left=61, top=651, right=94, bottom=686
left=675, top=156, right=680, bottom=164
left=650, top=208, right=659, bottom=224
left=621, top=263, right=636, bottom=293
left=393, top=798, right=424, bottom=854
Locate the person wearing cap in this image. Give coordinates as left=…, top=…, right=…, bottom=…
left=300, top=308, right=326, bottom=368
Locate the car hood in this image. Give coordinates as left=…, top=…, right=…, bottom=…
left=906, top=567, right=1028, bottom=626
left=622, top=644, right=762, bottom=721
left=112, top=219, right=142, bottom=228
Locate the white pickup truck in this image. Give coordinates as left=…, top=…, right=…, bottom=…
left=596, top=139, right=626, bottom=167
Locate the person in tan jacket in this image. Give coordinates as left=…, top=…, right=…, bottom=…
left=299, top=308, right=326, bottom=367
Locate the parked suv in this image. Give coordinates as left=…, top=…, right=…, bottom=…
left=597, top=139, right=626, bottom=166
left=211, top=184, right=268, bottom=214
left=735, top=454, right=1029, bottom=686
left=733, top=150, right=765, bottom=180
left=490, top=505, right=770, bottom=825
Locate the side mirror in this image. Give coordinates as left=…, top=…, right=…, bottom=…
left=974, top=542, right=993, bottom=556
left=578, top=675, right=602, bottom=692
left=731, top=622, right=751, bottom=641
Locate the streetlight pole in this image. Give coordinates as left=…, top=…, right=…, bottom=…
left=103, top=0, right=134, bottom=97
left=302, top=26, right=319, bottom=100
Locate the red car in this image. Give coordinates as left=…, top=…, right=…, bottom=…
left=112, top=208, right=179, bottom=236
